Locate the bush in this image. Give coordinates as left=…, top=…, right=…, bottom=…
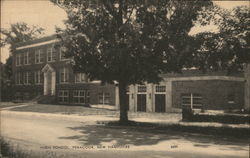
left=182, top=110, right=250, bottom=124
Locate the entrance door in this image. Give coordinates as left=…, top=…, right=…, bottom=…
left=46, top=72, right=52, bottom=95
left=155, top=94, right=166, bottom=112
left=137, top=94, right=146, bottom=112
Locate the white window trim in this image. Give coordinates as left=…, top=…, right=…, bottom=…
left=182, top=93, right=202, bottom=109
left=24, top=52, right=30, bottom=65
left=34, top=71, right=43, bottom=85
left=23, top=72, right=31, bottom=85
left=16, top=72, right=22, bottom=85
left=58, top=90, right=69, bottom=103
left=35, top=50, right=43, bottom=64
left=47, top=46, right=56, bottom=62
left=73, top=90, right=85, bottom=104
left=60, top=68, right=69, bottom=84
left=59, top=46, right=68, bottom=61
left=16, top=54, right=22, bottom=66
left=75, top=73, right=86, bottom=83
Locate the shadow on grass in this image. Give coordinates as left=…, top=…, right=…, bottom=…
left=59, top=120, right=249, bottom=151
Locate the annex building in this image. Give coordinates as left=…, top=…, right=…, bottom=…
left=12, top=35, right=247, bottom=112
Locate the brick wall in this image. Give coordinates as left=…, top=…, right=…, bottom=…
left=172, top=80, right=244, bottom=110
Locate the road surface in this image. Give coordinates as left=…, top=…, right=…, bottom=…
left=1, top=110, right=249, bottom=158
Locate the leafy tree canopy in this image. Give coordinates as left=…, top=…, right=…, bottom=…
left=1, top=22, right=44, bottom=52
left=52, top=0, right=212, bottom=84
left=0, top=22, right=44, bottom=79
left=192, top=5, right=250, bottom=72
left=51, top=0, right=212, bottom=122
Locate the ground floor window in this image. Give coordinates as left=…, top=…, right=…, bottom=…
left=58, top=90, right=69, bottom=103
left=98, top=92, right=110, bottom=104
left=182, top=93, right=202, bottom=109
left=73, top=90, right=90, bottom=104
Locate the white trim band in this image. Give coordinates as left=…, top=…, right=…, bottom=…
left=164, top=76, right=245, bottom=82
left=16, top=39, right=59, bottom=50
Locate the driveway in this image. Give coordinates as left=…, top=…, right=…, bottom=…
left=1, top=110, right=249, bottom=158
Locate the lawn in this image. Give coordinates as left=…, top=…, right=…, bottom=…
left=9, top=103, right=182, bottom=121
left=0, top=102, right=24, bottom=109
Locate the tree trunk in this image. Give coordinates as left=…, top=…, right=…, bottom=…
left=118, top=81, right=128, bottom=124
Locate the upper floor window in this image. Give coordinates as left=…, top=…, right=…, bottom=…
left=60, top=46, right=67, bottom=61
left=35, top=49, right=44, bottom=64
left=60, top=67, right=69, bottom=83
left=15, top=72, right=22, bottom=85
left=75, top=73, right=86, bottom=83
left=34, top=70, right=43, bottom=84
left=16, top=54, right=22, bottom=66
left=23, top=72, right=32, bottom=85
left=47, top=46, right=56, bottom=62
left=182, top=93, right=202, bottom=109
left=24, top=52, right=30, bottom=65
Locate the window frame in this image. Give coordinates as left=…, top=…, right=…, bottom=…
left=35, top=49, right=43, bottom=64
left=16, top=54, right=22, bottom=66
left=24, top=52, right=30, bottom=65
left=34, top=70, right=43, bottom=85
left=60, top=67, right=69, bottom=83
left=58, top=90, right=69, bottom=103
left=75, top=73, right=86, bottom=83
left=182, top=93, right=202, bottom=109
left=47, top=46, right=56, bottom=62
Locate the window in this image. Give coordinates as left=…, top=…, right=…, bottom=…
left=58, top=90, right=69, bottom=103
left=23, top=72, right=31, bottom=85
left=34, top=70, right=43, bottom=84
left=155, top=85, right=166, bottom=92
left=24, top=52, right=30, bottom=65
left=23, top=72, right=32, bottom=85
left=60, top=68, right=69, bottom=83
left=227, top=93, right=235, bottom=104
left=182, top=93, right=202, bottom=109
left=86, top=91, right=90, bottom=103
left=98, top=92, right=110, bottom=104
left=47, top=46, right=56, bottom=62
left=73, top=90, right=85, bottom=103
left=60, top=46, right=67, bottom=60
left=16, top=54, right=22, bottom=66
left=35, top=49, right=44, bottom=63
left=16, top=72, right=22, bottom=85
left=75, top=73, right=86, bottom=83
left=138, top=85, right=147, bottom=93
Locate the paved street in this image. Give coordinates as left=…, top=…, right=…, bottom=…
left=1, top=110, right=249, bottom=158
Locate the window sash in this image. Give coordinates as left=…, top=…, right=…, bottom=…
left=60, top=47, right=67, bottom=60
left=58, top=90, right=69, bottom=103
left=60, top=68, right=69, bottom=83
left=182, top=93, right=202, bottom=109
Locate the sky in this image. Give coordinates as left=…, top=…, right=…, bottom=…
left=1, top=0, right=249, bottom=63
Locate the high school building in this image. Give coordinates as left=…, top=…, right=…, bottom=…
left=12, top=35, right=247, bottom=112
left=12, top=35, right=118, bottom=107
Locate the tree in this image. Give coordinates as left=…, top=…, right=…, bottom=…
left=51, top=0, right=212, bottom=123
left=192, top=5, right=250, bottom=72
left=0, top=22, right=45, bottom=78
